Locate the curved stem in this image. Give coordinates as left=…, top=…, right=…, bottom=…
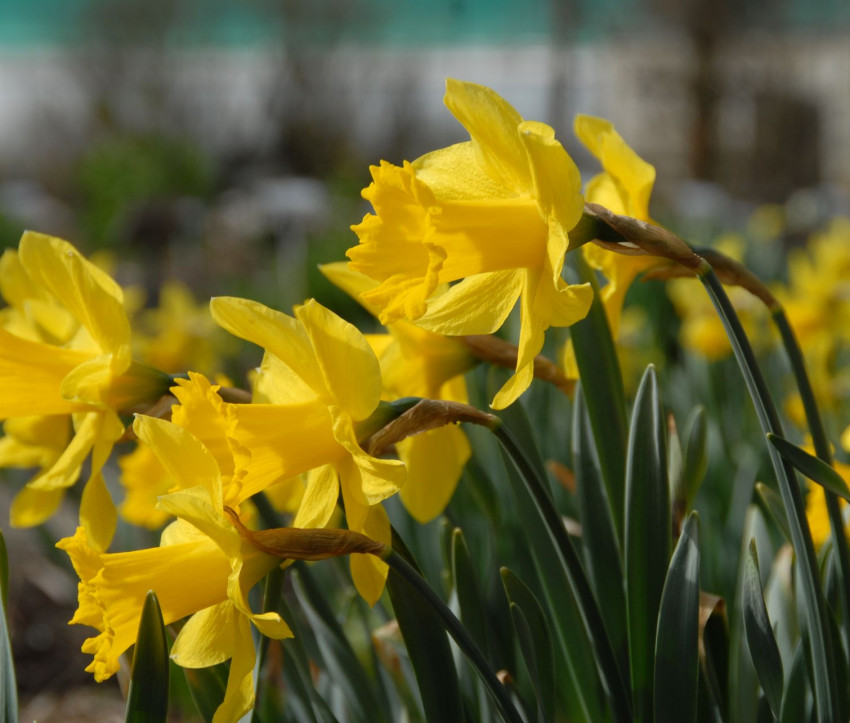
left=700, top=269, right=840, bottom=722
left=383, top=551, right=524, bottom=723
left=772, top=307, right=850, bottom=650
left=492, top=423, right=633, bottom=723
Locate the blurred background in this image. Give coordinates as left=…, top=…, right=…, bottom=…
left=2, top=0, right=850, bottom=718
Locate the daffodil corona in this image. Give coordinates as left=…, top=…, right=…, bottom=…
left=347, top=79, right=592, bottom=409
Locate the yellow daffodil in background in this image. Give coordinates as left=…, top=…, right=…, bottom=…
left=321, top=261, right=473, bottom=522
left=59, top=414, right=293, bottom=723
left=804, top=456, right=850, bottom=549
left=132, top=280, right=237, bottom=375
left=777, top=219, right=850, bottom=413
left=573, top=115, right=659, bottom=338
left=0, top=232, right=172, bottom=549
left=210, top=296, right=405, bottom=604
left=347, top=78, right=592, bottom=409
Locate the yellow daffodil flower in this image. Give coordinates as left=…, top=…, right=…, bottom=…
left=321, top=261, right=472, bottom=523
left=573, top=114, right=659, bottom=340
left=0, top=232, right=171, bottom=549
left=59, top=414, right=294, bottom=723
left=347, top=78, right=592, bottom=409
left=210, top=296, right=405, bottom=604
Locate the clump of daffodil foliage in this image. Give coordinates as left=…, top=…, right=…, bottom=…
left=1, top=79, right=849, bottom=723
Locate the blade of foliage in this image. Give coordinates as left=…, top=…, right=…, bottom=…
left=126, top=591, right=169, bottom=723
left=451, top=528, right=491, bottom=659
left=568, top=249, right=628, bottom=540
left=772, top=305, right=850, bottom=657
left=0, top=542, right=17, bottom=723
left=385, top=531, right=464, bottom=723
left=654, top=512, right=700, bottom=723
left=385, top=540, right=523, bottom=723
left=293, top=566, right=390, bottom=723
left=625, top=364, right=671, bottom=722
left=698, top=593, right=729, bottom=722
left=701, top=269, right=841, bottom=722
left=572, top=385, right=629, bottom=676
left=755, top=483, right=791, bottom=544
left=742, top=540, right=784, bottom=719
left=682, top=406, right=708, bottom=505
left=501, top=568, right=556, bottom=723
left=182, top=661, right=227, bottom=722
left=780, top=645, right=809, bottom=723
left=768, top=434, right=850, bottom=502
left=492, top=413, right=630, bottom=723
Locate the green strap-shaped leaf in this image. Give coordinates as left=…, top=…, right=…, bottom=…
left=572, top=386, right=629, bottom=677
left=625, top=365, right=671, bottom=722
left=654, top=512, right=700, bottom=723
left=768, top=434, right=850, bottom=502
left=0, top=529, right=8, bottom=610
left=0, top=531, right=17, bottom=723
left=755, top=483, right=792, bottom=544
left=501, top=568, right=556, bottom=723
left=451, top=528, right=490, bottom=659
left=780, top=644, right=809, bottom=723
left=183, top=662, right=228, bottom=723
left=682, top=406, right=708, bottom=506
left=494, top=394, right=623, bottom=722
left=125, top=591, right=169, bottom=723
left=385, top=535, right=464, bottom=723
left=568, top=250, right=628, bottom=542
left=742, top=540, right=784, bottom=719
left=292, top=566, right=390, bottom=723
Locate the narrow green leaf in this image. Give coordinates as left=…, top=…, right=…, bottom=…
left=780, top=645, right=809, bottom=723
left=126, top=591, right=169, bottom=723
left=654, top=512, right=700, bottom=723
left=742, top=540, right=784, bottom=719
left=385, top=535, right=464, bottom=723
left=494, top=397, right=624, bottom=722
left=625, top=364, right=671, bottom=722
left=0, top=556, right=17, bottom=723
left=768, top=434, right=850, bottom=502
left=568, top=250, right=628, bottom=540
left=182, top=661, right=228, bottom=723
left=451, top=528, right=490, bottom=658
left=755, top=483, right=792, bottom=544
left=572, top=385, right=629, bottom=676
left=292, top=566, right=389, bottom=723
left=501, top=569, right=556, bottom=723
left=682, top=406, right=708, bottom=505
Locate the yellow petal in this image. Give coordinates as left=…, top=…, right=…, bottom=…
left=171, top=601, right=235, bottom=668
left=133, top=415, right=221, bottom=501
left=79, top=471, right=117, bottom=552
left=18, top=231, right=131, bottom=369
left=412, top=141, right=510, bottom=200
left=213, top=613, right=256, bottom=723
left=0, top=415, right=69, bottom=468
left=0, top=327, right=92, bottom=417
left=10, top=485, right=64, bottom=527
left=345, top=499, right=391, bottom=606
left=26, top=412, right=100, bottom=491
left=295, top=299, right=381, bottom=421
left=156, top=487, right=238, bottom=559
left=210, top=296, right=325, bottom=396
left=118, top=443, right=173, bottom=530
left=414, top=270, right=523, bottom=336
left=443, top=78, right=531, bottom=194
left=319, top=262, right=383, bottom=317
left=292, top=464, right=339, bottom=529
left=397, top=425, right=470, bottom=523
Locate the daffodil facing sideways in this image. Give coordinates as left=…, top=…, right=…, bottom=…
left=347, top=78, right=593, bottom=409
left=320, top=261, right=474, bottom=523
left=59, top=414, right=383, bottom=723
left=210, top=296, right=405, bottom=604
left=0, top=232, right=172, bottom=549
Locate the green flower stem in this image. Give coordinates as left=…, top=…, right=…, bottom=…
left=383, top=551, right=524, bottom=723
left=771, top=306, right=850, bottom=647
left=491, top=422, right=632, bottom=723
left=699, top=267, right=841, bottom=722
